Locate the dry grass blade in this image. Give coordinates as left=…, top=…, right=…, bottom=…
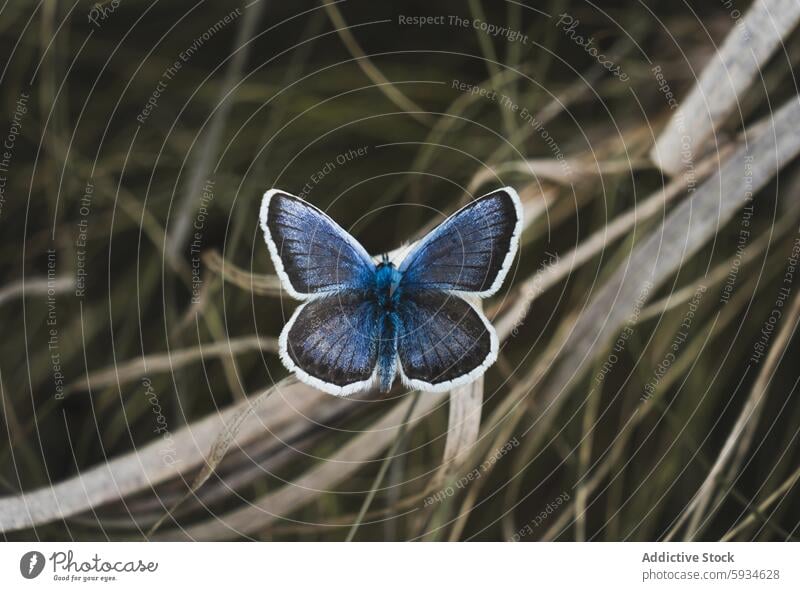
left=467, top=157, right=650, bottom=194
left=0, top=276, right=74, bottom=306
left=651, top=0, right=800, bottom=174
left=203, top=249, right=283, bottom=296
left=68, top=335, right=278, bottom=393
left=435, top=376, right=484, bottom=486
left=720, top=465, right=800, bottom=541
left=575, top=385, right=602, bottom=541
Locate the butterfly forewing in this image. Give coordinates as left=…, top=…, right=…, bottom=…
left=398, top=188, right=522, bottom=297
left=260, top=190, right=375, bottom=298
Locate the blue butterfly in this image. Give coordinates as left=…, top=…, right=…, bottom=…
left=259, top=187, right=522, bottom=396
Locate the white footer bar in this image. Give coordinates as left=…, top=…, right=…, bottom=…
left=1, top=542, right=797, bottom=590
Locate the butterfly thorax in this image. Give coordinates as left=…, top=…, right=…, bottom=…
left=374, top=257, right=402, bottom=310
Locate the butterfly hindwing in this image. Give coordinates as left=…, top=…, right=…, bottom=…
left=395, top=290, right=497, bottom=391
left=260, top=190, right=375, bottom=298
left=398, top=187, right=522, bottom=297
left=281, top=291, right=382, bottom=396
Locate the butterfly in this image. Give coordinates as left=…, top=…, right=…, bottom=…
left=259, top=187, right=522, bottom=396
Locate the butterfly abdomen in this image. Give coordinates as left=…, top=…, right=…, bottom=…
left=377, top=312, right=398, bottom=392
left=373, top=260, right=403, bottom=392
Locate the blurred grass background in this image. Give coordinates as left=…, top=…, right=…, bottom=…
left=1, top=0, right=799, bottom=541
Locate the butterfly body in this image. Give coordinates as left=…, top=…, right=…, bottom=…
left=374, top=257, right=403, bottom=309
left=260, top=187, right=522, bottom=396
